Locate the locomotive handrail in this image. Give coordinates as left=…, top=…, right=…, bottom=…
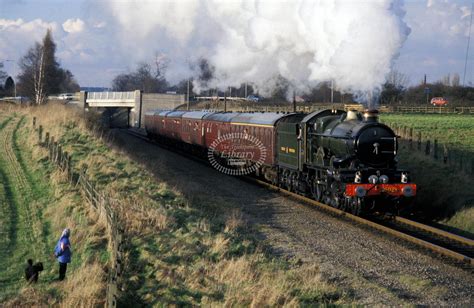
left=308, top=132, right=354, bottom=139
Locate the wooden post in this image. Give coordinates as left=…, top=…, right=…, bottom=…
left=58, top=145, right=63, bottom=167
left=49, top=137, right=55, bottom=158
left=433, top=139, right=438, bottom=160
left=45, top=132, right=50, bottom=147
left=425, top=140, right=431, bottom=155
left=417, top=131, right=421, bottom=151
left=443, top=144, right=448, bottom=164
left=409, top=127, right=413, bottom=149
left=33, top=117, right=36, bottom=128
left=53, top=142, right=58, bottom=163
left=38, top=125, right=43, bottom=142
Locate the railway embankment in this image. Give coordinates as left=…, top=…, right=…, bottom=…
left=112, top=124, right=474, bottom=304
left=0, top=105, right=107, bottom=306
left=19, top=103, right=345, bottom=306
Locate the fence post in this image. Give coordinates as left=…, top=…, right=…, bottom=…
left=425, top=140, right=431, bottom=155
left=54, top=142, right=59, bottom=163
left=433, top=139, right=438, bottom=160
left=45, top=132, right=50, bottom=147
left=49, top=137, right=55, bottom=159
left=443, top=145, right=448, bottom=164
left=57, top=145, right=63, bottom=166
left=38, top=125, right=43, bottom=143
left=408, top=127, right=413, bottom=149
left=417, top=131, right=421, bottom=151
left=67, top=154, right=73, bottom=182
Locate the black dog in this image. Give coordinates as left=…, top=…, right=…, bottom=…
left=25, top=259, right=44, bottom=283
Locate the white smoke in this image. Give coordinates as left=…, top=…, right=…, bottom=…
left=105, top=0, right=410, bottom=107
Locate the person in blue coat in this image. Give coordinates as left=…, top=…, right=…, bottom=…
left=54, top=228, right=72, bottom=280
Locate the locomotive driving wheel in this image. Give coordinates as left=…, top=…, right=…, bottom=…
left=314, top=183, right=325, bottom=202
left=350, top=198, right=362, bottom=216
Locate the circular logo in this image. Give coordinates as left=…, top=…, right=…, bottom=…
left=208, top=132, right=267, bottom=176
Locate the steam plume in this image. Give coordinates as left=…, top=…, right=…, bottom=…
left=106, top=0, right=410, bottom=107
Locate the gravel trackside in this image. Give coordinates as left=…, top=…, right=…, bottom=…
left=112, top=130, right=473, bottom=306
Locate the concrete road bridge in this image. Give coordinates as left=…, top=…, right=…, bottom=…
left=78, top=90, right=185, bottom=127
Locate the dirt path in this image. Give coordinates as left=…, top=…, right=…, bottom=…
left=0, top=116, right=48, bottom=299
left=112, top=130, right=474, bottom=306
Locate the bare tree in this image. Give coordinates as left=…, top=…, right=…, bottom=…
left=380, top=70, right=410, bottom=104
left=154, top=52, right=169, bottom=81
left=441, top=74, right=451, bottom=86
left=17, top=42, right=47, bottom=104
left=451, top=73, right=460, bottom=87
left=0, top=62, right=7, bottom=81
left=34, top=44, right=46, bottom=105
left=386, top=70, right=410, bottom=89
left=112, top=61, right=169, bottom=93
left=17, top=29, right=79, bottom=104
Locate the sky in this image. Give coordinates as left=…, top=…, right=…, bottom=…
left=0, top=0, right=473, bottom=91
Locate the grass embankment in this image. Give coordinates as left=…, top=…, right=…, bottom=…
left=27, top=103, right=347, bottom=306
left=381, top=114, right=474, bottom=234
left=0, top=105, right=107, bottom=306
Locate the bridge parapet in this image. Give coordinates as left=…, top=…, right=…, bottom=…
left=80, top=90, right=184, bottom=128
left=86, top=91, right=138, bottom=107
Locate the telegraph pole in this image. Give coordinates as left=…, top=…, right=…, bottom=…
left=186, top=79, right=190, bottom=111
left=293, top=90, right=296, bottom=112
left=330, top=80, right=334, bottom=104
left=464, top=2, right=474, bottom=86
left=224, top=89, right=227, bottom=112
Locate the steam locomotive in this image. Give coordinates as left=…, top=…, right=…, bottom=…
left=144, top=108, right=416, bottom=215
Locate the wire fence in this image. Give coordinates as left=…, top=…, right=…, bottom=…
left=33, top=117, right=122, bottom=308
left=385, top=122, right=474, bottom=177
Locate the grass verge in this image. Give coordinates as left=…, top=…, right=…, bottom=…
left=0, top=105, right=108, bottom=306
left=22, top=103, right=349, bottom=305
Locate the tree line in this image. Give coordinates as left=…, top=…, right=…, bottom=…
left=111, top=59, right=474, bottom=106
left=380, top=71, right=474, bottom=106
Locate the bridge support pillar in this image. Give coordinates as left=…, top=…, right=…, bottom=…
left=134, top=90, right=142, bottom=128
left=79, top=91, right=87, bottom=109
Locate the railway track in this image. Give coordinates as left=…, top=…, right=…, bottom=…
left=123, top=128, right=474, bottom=268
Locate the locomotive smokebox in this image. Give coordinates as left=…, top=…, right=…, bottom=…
left=363, top=109, right=379, bottom=123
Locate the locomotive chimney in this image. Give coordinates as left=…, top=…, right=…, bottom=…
left=363, top=109, right=379, bottom=123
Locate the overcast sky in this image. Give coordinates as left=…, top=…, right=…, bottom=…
left=1, top=0, right=473, bottom=89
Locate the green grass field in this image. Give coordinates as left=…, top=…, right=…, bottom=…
left=381, top=114, right=474, bottom=153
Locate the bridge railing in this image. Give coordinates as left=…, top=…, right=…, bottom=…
left=87, top=91, right=136, bottom=102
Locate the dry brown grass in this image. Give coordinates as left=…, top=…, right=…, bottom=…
left=16, top=103, right=346, bottom=305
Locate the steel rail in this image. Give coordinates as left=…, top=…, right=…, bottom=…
left=393, top=216, right=474, bottom=247
left=124, top=129, right=473, bottom=266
